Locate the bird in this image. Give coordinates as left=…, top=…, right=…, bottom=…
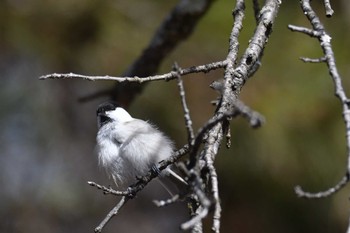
left=96, top=101, right=186, bottom=192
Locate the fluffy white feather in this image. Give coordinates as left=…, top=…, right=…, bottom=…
left=96, top=103, right=180, bottom=190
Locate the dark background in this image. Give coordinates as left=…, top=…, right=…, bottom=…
left=1, top=1, right=350, bottom=233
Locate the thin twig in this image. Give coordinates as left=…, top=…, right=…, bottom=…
left=94, top=196, right=129, bottom=233
left=174, top=63, right=195, bottom=146
left=187, top=103, right=264, bottom=169
left=181, top=205, right=209, bottom=231
left=323, top=0, right=334, bottom=17
left=39, top=61, right=226, bottom=82
left=225, top=126, right=232, bottom=149
left=87, top=181, right=128, bottom=196
left=300, top=56, right=327, bottom=63
left=203, top=151, right=221, bottom=233
left=295, top=174, right=349, bottom=198
left=89, top=144, right=189, bottom=196
left=287, top=25, right=320, bottom=37
left=125, top=144, right=190, bottom=196
left=290, top=3, right=350, bottom=232
left=187, top=197, right=204, bottom=233
left=89, top=144, right=189, bottom=232
left=177, top=163, right=211, bottom=231
left=231, top=98, right=265, bottom=128
left=181, top=170, right=211, bottom=231
left=291, top=0, right=350, bottom=200
left=153, top=194, right=180, bottom=207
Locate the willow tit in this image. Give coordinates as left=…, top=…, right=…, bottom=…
left=96, top=102, right=186, bottom=191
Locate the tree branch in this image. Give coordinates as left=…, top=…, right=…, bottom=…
left=295, top=175, right=349, bottom=199
left=323, top=0, right=334, bottom=17
left=41, top=1, right=281, bottom=232
left=174, top=63, right=195, bottom=146
left=111, top=0, right=215, bottom=106
left=290, top=0, right=350, bottom=199
left=182, top=2, right=280, bottom=231
left=39, top=61, right=226, bottom=82
left=289, top=1, right=350, bottom=232
left=94, top=196, right=129, bottom=233
left=88, top=144, right=189, bottom=232
left=299, top=56, right=327, bottom=63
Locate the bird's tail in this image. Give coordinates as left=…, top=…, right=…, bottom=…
left=158, top=166, right=188, bottom=197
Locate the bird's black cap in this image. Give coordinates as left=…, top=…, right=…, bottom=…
left=96, top=101, right=119, bottom=116
left=96, top=101, right=120, bottom=128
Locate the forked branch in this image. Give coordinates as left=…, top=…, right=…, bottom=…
left=289, top=1, right=350, bottom=232
left=288, top=0, right=350, bottom=199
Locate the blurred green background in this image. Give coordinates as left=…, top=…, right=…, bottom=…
left=1, top=1, right=350, bottom=233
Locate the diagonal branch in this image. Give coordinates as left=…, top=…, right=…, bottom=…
left=112, top=0, right=215, bottom=105
left=88, top=144, right=189, bottom=232
left=174, top=63, right=195, bottom=146
left=94, top=196, right=129, bottom=233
